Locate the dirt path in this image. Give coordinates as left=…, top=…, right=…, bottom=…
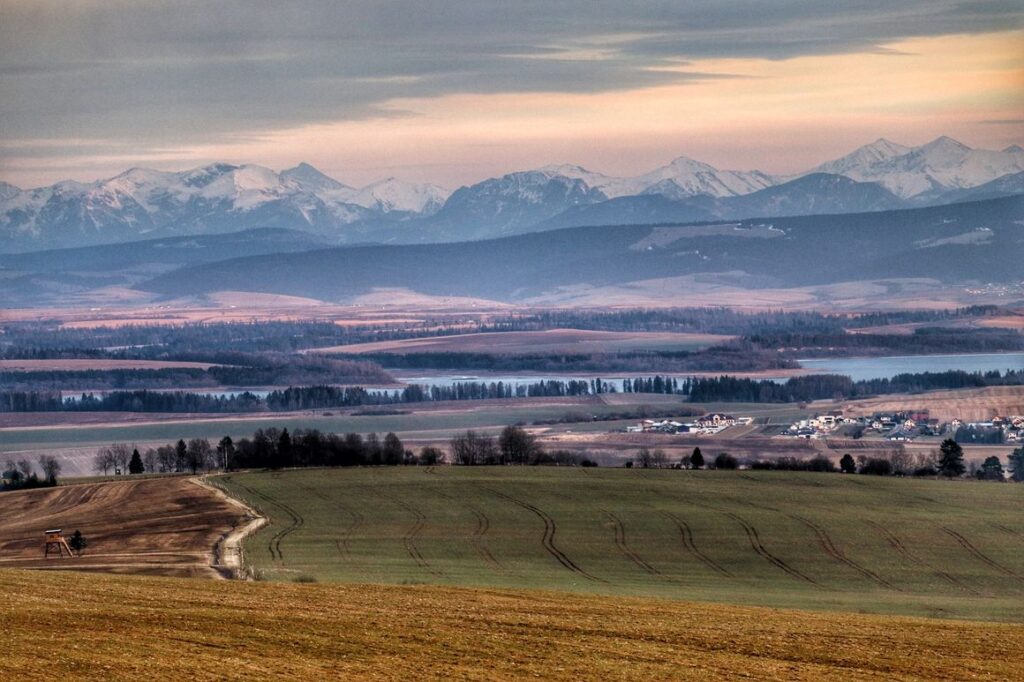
left=193, top=477, right=267, bottom=579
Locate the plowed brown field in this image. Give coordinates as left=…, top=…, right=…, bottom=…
left=0, top=477, right=246, bottom=578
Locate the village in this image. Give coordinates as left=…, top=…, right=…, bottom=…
left=623, top=409, right=1024, bottom=445
left=626, top=413, right=753, bottom=435
left=785, top=411, right=1024, bottom=444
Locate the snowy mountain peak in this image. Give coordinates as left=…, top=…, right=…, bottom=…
left=339, top=177, right=450, bottom=215
left=0, top=181, right=22, bottom=201
left=1002, top=144, right=1023, bottom=154
left=281, top=162, right=350, bottom=192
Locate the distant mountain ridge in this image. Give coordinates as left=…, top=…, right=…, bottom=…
left=1, top=137, right=1022, bottom=251
left=135, top=195, right=1024, bottom=303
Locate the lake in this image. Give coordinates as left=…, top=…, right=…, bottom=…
left=796, top=352, right=1024, bottom=382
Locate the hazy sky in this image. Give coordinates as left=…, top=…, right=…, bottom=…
left=1, top=1, right=1022, bottom=188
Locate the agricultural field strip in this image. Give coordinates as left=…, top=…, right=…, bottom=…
left=4, top=568, right=1024, bottom=680
left=218, top=469, right=1024, bottom=622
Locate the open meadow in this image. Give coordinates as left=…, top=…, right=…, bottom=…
left=217, top=468, right=1024, bottom=622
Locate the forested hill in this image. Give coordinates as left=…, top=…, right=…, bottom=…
left=139, top=194, right=1023, bottom=302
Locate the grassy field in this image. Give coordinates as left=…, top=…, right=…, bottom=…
left=2, top=568, right=1022, bottom=681
left=217, top=468, right=1024, bottom=622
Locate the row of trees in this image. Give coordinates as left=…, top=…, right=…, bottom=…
left=627, top=441, right=1024, bottom=481
left=686, top=370, right=1024, bottom=403
left=1, top=455, right=61, bottom=491
left=448, top=426, right=596, bottom=466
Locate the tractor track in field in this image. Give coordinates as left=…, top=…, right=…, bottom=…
left=601, top=510, right=661, bottom=577
left=659, top=511, right=732, bottom=577
left=723, top=512, right=817, bottom=585
left=942, top=527, right=1021, bottom=579
left=431, top=486, right=505, bottom=574
left=790, top=515, right=896, bottom=590
left=228, top=479, right=303, bottom=562
left=867, top=521, right=977, bottom=595
left=381, top=493, right=443, bottom=577
left=990, top=523, right=1024, bottom=541
left=648, top=488, right=814, bottom=585
left=300, top=485, right=363, bottom=560
left=485, top=487, right=604, bottom=583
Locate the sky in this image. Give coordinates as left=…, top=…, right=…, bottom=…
left=1, top=1, right=1022, bottom=189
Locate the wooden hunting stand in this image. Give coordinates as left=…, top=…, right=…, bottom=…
left=44, top=529, right=75, bottom=558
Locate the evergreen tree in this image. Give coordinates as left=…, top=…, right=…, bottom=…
left=128, top=449, right=144, bottom=474
left=691, top=447, right=704, bottom=469
left=839, top=453, right=856, bottom=474
left=977, top=456, right=1004, bottom=481
left=1008, top=447, right=1024, bottom=483
left=937, top=439, right=966, bottom=477
left=382, top=432, right=404, bottom=465
left=174, top=439, right=188, bottom=472
left=68, top=530, right=87, bottom=555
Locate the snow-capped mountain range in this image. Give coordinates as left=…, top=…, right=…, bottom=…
left=1, top=137, right=1022, bottom=252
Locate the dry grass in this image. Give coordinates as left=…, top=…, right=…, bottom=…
left=1, top=568, right=1021, bottom=681
left=0, top=478, right=244, bottom=578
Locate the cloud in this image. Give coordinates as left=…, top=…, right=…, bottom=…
left=1, top=0, right=1021, bottom=148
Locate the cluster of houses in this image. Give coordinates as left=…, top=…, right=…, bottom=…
left=786, top=410, right=1024, bottom=443
left=953, top=415, right=1024, bottom=443
left=627, top=413, right=752, bottom=435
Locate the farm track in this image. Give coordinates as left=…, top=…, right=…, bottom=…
left=225, top=478, right=304, bottom=561
left=379, top=493, right=443, bottom=577
left=867, top=521, right=977, bottom=594
left=723, top=512, right=817, bottom=585
left=601, top=510, right=661, bottom=576
left=659, top=511, right=732, bottom=577
left=300, top=485, right=363, bottom=560
left=942, top=527, right=1021, bottom=579
left=485, top=487, right=604, bottom=582
left=649, top=488, right=814, bottom=585
left=991, top=523, right=1024, bottom=541
left=431, top=487, right=505, bottom=574
left=790, top=515, right=896, bottom=590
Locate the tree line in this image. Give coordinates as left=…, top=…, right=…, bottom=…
left=1, top=455, right=62, bottom=491
left=92, top=425, right=595, bottom=474
left=686, top=370, right=1024, bottom=403
left=1, top=353, right=391, bottom=391
left=629, top=442, right=1024, bottom=482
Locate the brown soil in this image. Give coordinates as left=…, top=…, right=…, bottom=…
left=0, top=477, right=247, bottom=578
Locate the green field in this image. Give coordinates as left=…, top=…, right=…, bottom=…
left=217, top=468, right=1024, bottom=622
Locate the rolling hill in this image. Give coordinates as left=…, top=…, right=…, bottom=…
left=137, top=195, right=1024, bottom=303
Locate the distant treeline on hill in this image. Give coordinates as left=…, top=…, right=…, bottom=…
left=687, top=369, right=1024, bottom=403
left=0, top=378, right=620, bottom=414
left=751, top=328, right=1024, bottom=357
left=335, top=345, right=798, bottom=373
left=485, top=305, right=1000, bottom=335
left=0, top=353, right=391, bottom=391
left=0, top=320, right=476, bottom=356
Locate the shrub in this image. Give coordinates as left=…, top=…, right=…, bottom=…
left=860, top=458, right=892, bottom=476
left=714, top=453, right=738, bottom=470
